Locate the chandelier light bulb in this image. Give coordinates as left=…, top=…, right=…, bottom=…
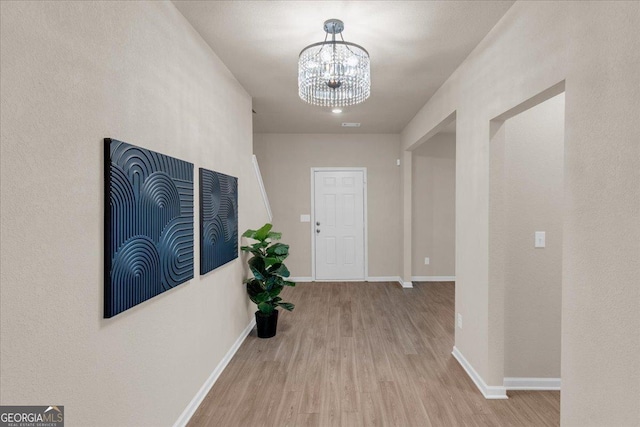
left=298, top=19, right=371, bottom=108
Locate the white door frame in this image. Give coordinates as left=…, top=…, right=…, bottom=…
left=310, top=167, right=368, bottom=281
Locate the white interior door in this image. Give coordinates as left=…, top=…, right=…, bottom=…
left=313, top=169, right=365, bottom=280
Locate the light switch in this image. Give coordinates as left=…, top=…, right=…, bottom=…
left=300, top=214, right=311, bottom=223
left=535, top=231, right=546, bottom=248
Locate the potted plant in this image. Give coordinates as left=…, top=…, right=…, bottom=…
left=241, top=223, right=295, bottom=338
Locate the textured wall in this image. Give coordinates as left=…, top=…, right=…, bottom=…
left=500, top=94, right=564, bottom=378
left=401, top=2, right=639, bottom=425
left=412, top=133, right=456, bottom=277
left=0, top=2, right=268, bottom=426
left=253, top=133, right=401, bottom=278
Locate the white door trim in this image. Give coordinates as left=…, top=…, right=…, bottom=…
left=310, top=167, right=368, bottom=281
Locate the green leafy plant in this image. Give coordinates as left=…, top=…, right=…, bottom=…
left=241, top=223, right=295, bottom=316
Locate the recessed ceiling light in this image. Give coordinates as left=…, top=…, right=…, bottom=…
left=332, top=108, right=343, bottom=114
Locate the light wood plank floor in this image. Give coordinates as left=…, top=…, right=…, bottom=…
left=188, top=282, right=560, bottom=426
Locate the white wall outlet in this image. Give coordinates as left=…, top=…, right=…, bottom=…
left=396, top=158, right=401, bottom=166
left=535, top=231, right=546, bottom=248
left=300, top=214, right=310, bottom=223
left=424, top=257, right=430, bottom=265
left=457, top=313, right=463, bottom=329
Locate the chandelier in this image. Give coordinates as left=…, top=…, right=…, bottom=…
left=298, top=19, right=371, bottom=108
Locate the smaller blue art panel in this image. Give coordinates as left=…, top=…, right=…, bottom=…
left=104, top=138, right=194, bottom=318
left=199, top=168, right=238, bottom=275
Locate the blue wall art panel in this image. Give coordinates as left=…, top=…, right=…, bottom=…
left=104, top=138, right=194, bottom=318
left=199, top=168, right=238, bottom=275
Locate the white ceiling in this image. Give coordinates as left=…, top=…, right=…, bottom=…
left=173, top=1, right=513, bottom=134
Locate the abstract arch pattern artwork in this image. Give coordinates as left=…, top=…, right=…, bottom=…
left=104, top=138, right=194, bottom=318
left=199, top=168, right=238, bottom=275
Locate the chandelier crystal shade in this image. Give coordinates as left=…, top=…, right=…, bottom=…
left=298, top=19, right=371, bottom=107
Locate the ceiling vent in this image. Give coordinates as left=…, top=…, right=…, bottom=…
left=341, top=122, right=361, bottom=128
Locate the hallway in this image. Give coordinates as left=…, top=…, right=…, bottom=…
left=188, top=282, right=559, bottom=426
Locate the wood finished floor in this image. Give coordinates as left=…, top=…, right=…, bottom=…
left=188, top=282, right=560, bottom=427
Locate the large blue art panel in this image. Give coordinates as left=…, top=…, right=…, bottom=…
left=104, top=138, right=194, bottom=318
left=199, top=168, right=238, bottom=275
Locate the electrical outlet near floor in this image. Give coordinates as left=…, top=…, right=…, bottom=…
left=457, top=313, right=462, bottom=329
left=424, top=257, right=430, bottom=265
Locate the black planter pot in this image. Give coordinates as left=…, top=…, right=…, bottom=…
left=255, top=310, right=278, bottom=338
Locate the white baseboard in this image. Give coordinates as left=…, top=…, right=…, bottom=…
left=290, top=276, right=417, bottom=289
left=367, top=276, right=402, bottom=283
left=452, top=346, right=508, bottom=399
left=504, top=377, right=561, bottom=391
left=173, top=318, right=256, bottom=427
left=367, top=276, right=412, bottom=288
left=411, top=276, right=456, bottom=282
left=294, top=276, right=409, bottom=285
left=291, top=276, right=455, bottom=285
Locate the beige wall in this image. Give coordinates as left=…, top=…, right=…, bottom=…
left=0, top=2, right=268, bottom=426
left=500, top=94, right=564, bottom=379
left=401, top=2, right=639, bottom=425
left=412, top=133, right=456, bottom=277
left=253, top=133, right=401, bottom=278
